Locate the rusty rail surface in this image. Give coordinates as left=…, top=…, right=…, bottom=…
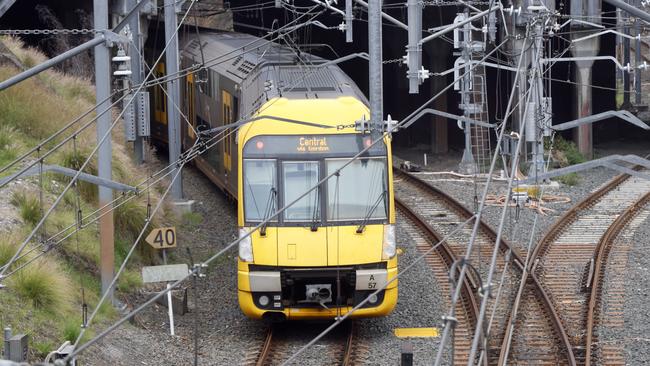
left=251, top=321, right=358, bottom=366
left=395, top=168, right=575, bottom=365
left=518, top=166, right=650, bottom=365
left=585, top=191, right=650, bottom=365
left=396, top=198, right=481, bottom=365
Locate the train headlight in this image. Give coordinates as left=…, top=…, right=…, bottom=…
left=382, top=224, right=396, bottom=259
left=239, top=228, right=254, bottom=262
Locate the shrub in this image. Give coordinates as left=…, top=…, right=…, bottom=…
left=62, top=319, right=81, bottom=343
left=546, top=135, right=586, bottom=167
left=0, top=125, right=20, bottom=168
left=555, top=172, right=580, bottom=186
left=10, top=260, right=71, bottom=310
left=10, top=191, right=42, bottom=226
left=0, top=233, right=22, bottom=267
left=117, top=269, right=143, bottom=293
left=59, top=149, right=98, bottom=203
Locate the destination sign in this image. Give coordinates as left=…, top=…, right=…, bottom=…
left=243, top=134, right=386, bottom=158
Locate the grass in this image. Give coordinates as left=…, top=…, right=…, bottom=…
left=544, top=135, right=586, bottom=186
left=59, top=149, right=98, bottom=203
left=0, top=36, right=169, bottom=360
left=9, top=259, right=71, bottom=310
left=182, top=211, right=203, bottom=229
left=117, top=268, right=143, bottom=293
left=10, top=191, right=43, bottom=226
left=555, top=172, right=581, bottom=186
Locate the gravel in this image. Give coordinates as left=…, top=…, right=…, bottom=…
left=620, top=206, right=650, bottom=365
left=355, top=222, right=448, bottom=366
left=79, top=146, right=646, bottom=366
left=412, top=166, right=618, bottom=256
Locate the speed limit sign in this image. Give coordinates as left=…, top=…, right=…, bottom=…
left=145, top=227, right=177, bottom=249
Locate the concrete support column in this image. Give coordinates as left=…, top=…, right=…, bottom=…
left=575, top=66, right=594, bottom=158
left=570, top=34, right=599, bottom=159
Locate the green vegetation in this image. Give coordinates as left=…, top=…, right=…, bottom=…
left=182, top=211, right=203, bottom=229
left=0, top=36, right=169, bottom=360
left=10, top=260, right=71, bottom=309
left=10, top=191, right=42, bottom=226
left=545, top=135, right=586, bottom=186
left=555, top=172, right=580, bottom=186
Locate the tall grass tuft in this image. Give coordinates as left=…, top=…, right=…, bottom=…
left=10, top=191, right=42, bottom=226
left=0, top=125, right=20, bottom=169
left=114, top=199, right=155, bottom=263
left=59, top=149, right=98, bottom=203
left=10, top=259, right=71, bottom=311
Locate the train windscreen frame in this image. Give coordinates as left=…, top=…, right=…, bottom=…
left=242, top=134, right=386, bottom=159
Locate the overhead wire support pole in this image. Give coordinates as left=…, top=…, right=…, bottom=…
left=354, top=0, right=408, bottom=30
left=345, top=0, right=353, bottom=43
left=433, top=34, right=530, bottom=366
left=94, top=0, right=115, bottom=305
left=368, top=0, right=383, bottom=137
left=0, top=0, right=148, bottom=92
left=467, top=34, right=543, bottom=366
left=165, top=0, right=183, bottom=200
left=406, top=0, right=422, bottom=93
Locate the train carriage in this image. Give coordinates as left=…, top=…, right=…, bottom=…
left=150, top=32, right=397, bottom=320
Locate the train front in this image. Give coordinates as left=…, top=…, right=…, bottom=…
left=236, top=100, right=397, bottom=321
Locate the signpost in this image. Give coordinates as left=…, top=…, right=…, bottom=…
left=141, top=263, right=188, bottom=336
left=145, top=227, right=177, bottom=249
left=146, top=226, right=177, bottom=265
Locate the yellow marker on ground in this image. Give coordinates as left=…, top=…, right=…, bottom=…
left=394, top=327, right=439, bottom=338
left=396, top=248, right=404, bottom=256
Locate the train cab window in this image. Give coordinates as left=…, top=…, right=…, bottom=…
left=243, top=159, right=277, bottom=222
left=326, top=158, right=388, bottom=221
left=282, top=161, right=320, bottom=222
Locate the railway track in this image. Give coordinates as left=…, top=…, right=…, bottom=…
left=394, top=168, right=574, bottom=365
left=505, top=170, right=650, bottom=365
left=396, top=198, right=480, bottom=365
left=245, top=320, right=365, bottom=366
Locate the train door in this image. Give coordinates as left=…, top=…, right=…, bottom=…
left=186, top=73, right=196, bottom=143
left=222, top=90, right=233, bottom=175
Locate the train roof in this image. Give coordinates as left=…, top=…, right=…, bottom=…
left=181, top=32, right=368, bottom=116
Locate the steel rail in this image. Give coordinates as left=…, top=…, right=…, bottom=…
left=395, top=168, right=576, bottom=365
left=584, top=191, right=650, bottom=365
left=515, top=169, right=642, bottom=364
left=395, top=198, right=482, bottom=365
left=254, top=321, right=356, bottom=366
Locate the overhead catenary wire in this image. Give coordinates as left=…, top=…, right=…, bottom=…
left=1, top=6, right=336, bottom=278
left=0, top=0, right=199, bottom=280
left=64, top=34, right=511, bottom=363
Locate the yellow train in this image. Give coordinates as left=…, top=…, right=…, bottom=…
left=150, top=32, right=397, bottom=320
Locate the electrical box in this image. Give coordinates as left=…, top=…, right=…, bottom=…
left=9, top=334, right=28, bottom=362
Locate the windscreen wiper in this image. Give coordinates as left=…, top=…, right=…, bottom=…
left=310, top=187, right=320, bottom=232
left=260, top=187, right=277, bottom=236
left=356, top=190, right=387, bottom=234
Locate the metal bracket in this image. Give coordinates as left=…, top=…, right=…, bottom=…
left=550, top=110, right=649, bottom=131
left=0, top=164, right=138, bottom=192
left=401, top=108, right=495, bottom=129
left=100, top=30, right=129, bottom=47
left=518, top=154, right=650, bottom=184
